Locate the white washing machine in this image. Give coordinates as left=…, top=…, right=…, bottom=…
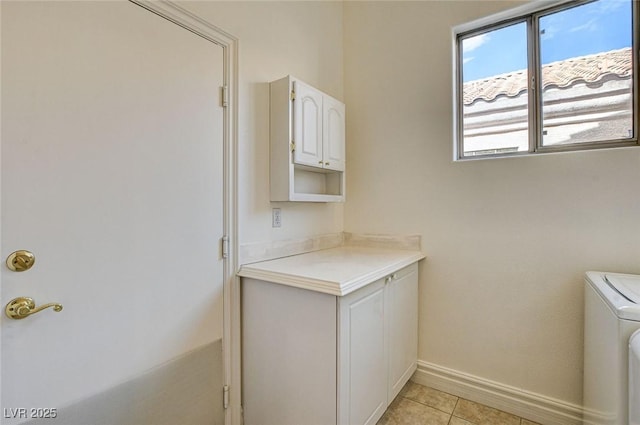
left=630, top=330, right=640, bottom=425
left=584, top=271, right=640, bottom=425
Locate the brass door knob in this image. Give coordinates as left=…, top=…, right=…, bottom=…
left=5, top=297, right=63, bottom=320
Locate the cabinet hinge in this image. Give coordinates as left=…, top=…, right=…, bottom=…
left=290, top=141, right=296, bottom=152
left=290, top=89, right=296, bottom=101
left=223, top=385, right=230, bottom=409
left=221, top=236, right=229, bottom=259
left=221, top=85, right=229, bottom=108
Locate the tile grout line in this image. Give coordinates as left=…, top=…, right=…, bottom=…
left=449, top=397, right=461, bottom=424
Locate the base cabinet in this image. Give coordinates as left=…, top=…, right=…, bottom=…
left=242, top=262, right=418, bottom=425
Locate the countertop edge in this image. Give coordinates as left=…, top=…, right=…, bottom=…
left=237, top=269, right=344, bottom=296
left=238, top=251, right=425, bottom=296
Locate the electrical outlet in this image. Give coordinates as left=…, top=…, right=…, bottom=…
left=272, top=208, right=282, bottom=228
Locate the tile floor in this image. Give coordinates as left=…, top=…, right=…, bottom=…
left=377, top=381, right=541, bottom=425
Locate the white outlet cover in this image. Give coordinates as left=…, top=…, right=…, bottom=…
left=272, top=208, right=282, bottom=228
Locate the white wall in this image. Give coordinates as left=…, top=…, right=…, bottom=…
left=343, top=0, right=640, bottom=407
left=179, top=0, right=640, bottom=411
left=183, top=1, right=345, bottom=249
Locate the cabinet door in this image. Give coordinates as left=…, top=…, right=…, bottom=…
left=338, top=279, right=387, bottom=425
left=322, top=96, right=345, bottom=172
left=293, top=80, right=324, bottom=168
left=387, top=263, right=419, bottom=402
left=243, top=278, right=337, bottom=425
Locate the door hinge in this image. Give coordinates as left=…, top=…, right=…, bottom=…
left=221, top=85, right=229, bottom=108
left=290, top=141, right=296, bottom=152
left=223, top=385, right=230, bottom=409
left=290, top=89, right=296, bottom=101
left=221, top=236, right=229, bottom=259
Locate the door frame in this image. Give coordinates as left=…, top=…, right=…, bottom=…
left=116, top=2, right=241, bottom=424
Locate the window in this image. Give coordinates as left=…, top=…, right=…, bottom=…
left=455, top=0, right=637, bottom=159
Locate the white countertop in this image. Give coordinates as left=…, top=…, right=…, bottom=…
left=237, top=246, right=425, bottom=296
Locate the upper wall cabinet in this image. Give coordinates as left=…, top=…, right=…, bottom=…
left=270, top=76, right=345, bottom=202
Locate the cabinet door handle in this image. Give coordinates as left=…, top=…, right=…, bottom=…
left=325, top=162, right=330, bottom=166
left=385, top=276, right=392, bottom=284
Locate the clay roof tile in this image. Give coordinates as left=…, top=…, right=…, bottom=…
left=463, top=47, right=632, bottom=105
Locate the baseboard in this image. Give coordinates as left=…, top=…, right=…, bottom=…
left=413, top=360, right=583, bottom=425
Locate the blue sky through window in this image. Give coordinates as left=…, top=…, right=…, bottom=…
left=462, top=0, right=632, bottom=82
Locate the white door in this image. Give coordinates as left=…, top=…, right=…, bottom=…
left=1, top=1, right=225, bottom=423
left=293, top=80, right=324, bottom=168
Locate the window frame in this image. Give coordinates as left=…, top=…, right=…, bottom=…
left=454, top=0, right=639, bottom=160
